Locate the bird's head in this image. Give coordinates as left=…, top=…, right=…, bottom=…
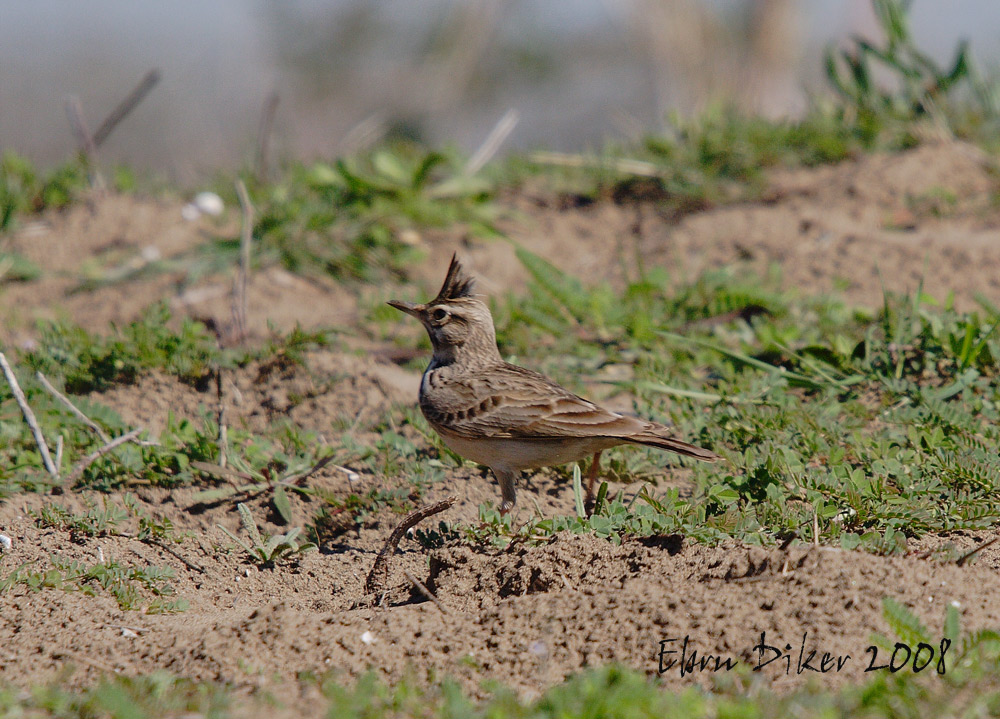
left=388, top=254, right=500, bottom=366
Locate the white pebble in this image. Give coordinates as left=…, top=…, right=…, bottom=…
left=181, top=203, right=201, bottom=221
left=0, top=534, right=11, bottom=551
left=529, top=640, right=548, bottom=659
left=951, top=600, right=961, bottom=608
left=194, top=191, right=224, bottom=216
left=361, top=630, right=375, bottom=645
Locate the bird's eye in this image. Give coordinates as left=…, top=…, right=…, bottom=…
left=431, top=307, right=449, bottom=322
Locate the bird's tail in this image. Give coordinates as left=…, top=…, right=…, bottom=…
left=628, top=427, right=719, bottom=461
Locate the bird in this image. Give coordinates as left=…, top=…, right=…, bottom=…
left=388, top=254, right=719, bottom=514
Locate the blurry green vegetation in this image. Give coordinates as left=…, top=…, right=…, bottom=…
left=0, top=152, right=89, bottom=232
left=825, top=0, right=1000, bottom=148
left=2, top=1, right=997, bottom=286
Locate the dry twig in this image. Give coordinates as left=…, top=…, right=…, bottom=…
left=529, top=151, right=662, bottom=178
left=52, top=649, right=119, bottom=674
left=64, top=95, right=105, bottom=190
left=215, top=368, right=228, bottom=468
left=92, top=69, right=161, bottom=148
left=66, top=429, right=142, bottom=485
left=956, top=534, right=1000, bottom=567
left=231, top=179, right=254, bottom=344
left=36, top=371, right=112, bottom=443
left=365, top=497, right=456, bottom=598
left=402, top=569, right=449, bottom=614
left=465, top=108, right=518, bottom=175
left=0, top=352, right=57, bottom=477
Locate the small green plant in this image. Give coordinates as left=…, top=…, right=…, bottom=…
left=250, top=142, right=496, bottom=282
left=31, top=500, right=128, bottom=540
left=122, top=493, right=186, bottom=544
left=0, top=554, right=186, bottom=613
left=218, top=503, right=316, bottom=565
left=24, top=303, right=220, bottom=393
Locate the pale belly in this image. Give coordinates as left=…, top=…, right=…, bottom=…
left=438, top=432, right=621, bottom=471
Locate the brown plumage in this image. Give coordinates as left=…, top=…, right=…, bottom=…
left=389, top=254, right=718, bottom=513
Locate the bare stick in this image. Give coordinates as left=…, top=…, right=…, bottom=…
left=339, top=113, right=387, bottom=156
left=137, top=541, right=206, bottom=575
left=255, top=91, right=279, bottom=182
left=0, top=352, right=57, bottom=477
left=52, top=649, right=119, bottom=674
left=64, top=96, right=105, bottom=190
left=402, top=569, right=449, bottom=614
left=529, top=151, right=662, bottom=178
left=65, top=95, right=98, bottom=159
left=92, top=69, right=161, bottom=148
left=365, top=496, right=456, bottom=597
left=36, top=371, right=111, bottom=443
left=281, top=454, right=336, bottom=485
left=157, top=541, right=207, bottom=574
left=55, top=435, right=64, bottom=473
left=66, top=429, right=142, bottom=485
left=231, top=179, right=253, bottom=344
left=956, top=534, right=1000, bottom=567
left=215, top=368, right=228, bottom=468
left=465, top=108, right=519, bottom=176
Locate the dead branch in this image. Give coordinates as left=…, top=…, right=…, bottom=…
left=365, top=496, right=456, bottom=598
left=0, top=352, right=57, bottom=477
left=66, top=428, right=142, bottom=485
left=92, top=69, right=161, bottom=148
left=36, top=371, right=112, bottom=443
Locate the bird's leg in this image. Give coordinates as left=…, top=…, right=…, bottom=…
left=585, top=450, right=603, bottom=515
left=495, top=468, right=518, bottom=517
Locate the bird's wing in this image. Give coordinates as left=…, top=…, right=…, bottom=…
left=424, top=363, right=648, bottom=440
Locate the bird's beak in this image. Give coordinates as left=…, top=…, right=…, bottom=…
left=387, top=300, right=424, bottom=318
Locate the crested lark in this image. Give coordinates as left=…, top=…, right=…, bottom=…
left=389, top=254, right=719, bottom=514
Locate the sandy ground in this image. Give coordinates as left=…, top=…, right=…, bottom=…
left=2, top=140, right=1000, bottom=706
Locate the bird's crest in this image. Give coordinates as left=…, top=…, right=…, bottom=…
left=432, top=253, right=476, bottom=303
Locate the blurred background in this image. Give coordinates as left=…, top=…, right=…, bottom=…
left=2, top=0, right=998, bottom=184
